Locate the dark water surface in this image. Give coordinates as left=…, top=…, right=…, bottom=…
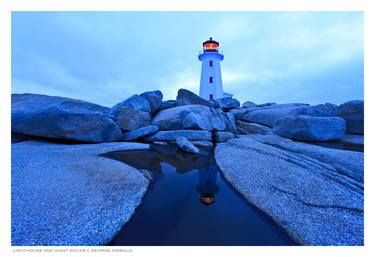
left=104, top=144, right=297, bottom=246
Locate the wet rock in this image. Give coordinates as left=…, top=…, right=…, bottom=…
left=273, top=115, right=346, bottom=141
left=215, top=136, right=363, bottom=245
left=334, top=100, right=364, bottom=135
left=11, top=93, right=122, bottom=143
left=176, top=136, right=200, bottom=154
left=159, top=100, right=177, bottom=111
left=122, top=125, right=159, bottom=141
left=144, top=130, right=212, bottom=141
left=140, top=90, right=163, bottom=113
left=214, top=131, right=235, bottom=142
left=176, top=88, right=210, bottom=107
left=236, top=120, right=272, bottom=135
left=216, top=97, right=240, bottom=110
left=109, top=107, right=151, bottom=131
left=242, top=101, right=257, bottom=108
left=12, top=141, right=150, bottom=246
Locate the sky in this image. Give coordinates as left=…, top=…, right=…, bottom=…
left=12, top=12, right=364, bottom=107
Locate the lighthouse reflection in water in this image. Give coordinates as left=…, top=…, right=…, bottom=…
left=197, top=165, right=219, bottom=206
left=105, top=142, right=297, bottom=246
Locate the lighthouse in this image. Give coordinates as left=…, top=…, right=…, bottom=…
left=198, top=37, right=224, bottom=100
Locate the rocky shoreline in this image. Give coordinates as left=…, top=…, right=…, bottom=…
left=11, top=89, right=364, bottom=246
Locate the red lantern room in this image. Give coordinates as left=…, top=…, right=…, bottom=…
left=203, top=37, right=219, bottom=52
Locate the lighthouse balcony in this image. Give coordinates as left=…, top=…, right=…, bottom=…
left=198, top=51, right=224, bottom=61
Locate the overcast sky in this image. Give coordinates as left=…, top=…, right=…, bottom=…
left=12, top=12, right=363, bottom=107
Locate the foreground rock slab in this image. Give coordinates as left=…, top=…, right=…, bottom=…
left=12, top=141, right=150, bottom=246
left=215, top=136, right=363, bottom=245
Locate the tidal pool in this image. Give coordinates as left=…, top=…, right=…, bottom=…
left=104, top=143, right=297, bottom=246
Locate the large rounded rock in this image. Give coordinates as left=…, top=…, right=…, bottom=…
left=109, top=107, right=151, bottom=131
left=242, top=101, right=257, bottom=108
left=151, top=105, right=236, bottom=132
left=109, top=94, right=152, bottom=130
left=243, top=104, right=304, bottom=127
left=151, top=105, right=212, bottom=131
left=334, top=100, right=364, bottom=135
left=112, top=94, right=151, bottom=113
left=273, top=115, right=346, bottom=141
left=296, top=103, right=338, bottom=117
left=11, top=94, right=122, bottom=142
left=140, top=90, right=163, bottom=113
left=176, top=88, right=210, bottom=107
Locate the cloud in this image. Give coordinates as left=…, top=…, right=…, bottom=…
left=12, top=12, right=363, bottom=106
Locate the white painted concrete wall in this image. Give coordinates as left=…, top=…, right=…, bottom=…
left=198, top=52, right=224, bottom=100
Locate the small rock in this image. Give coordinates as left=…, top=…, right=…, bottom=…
left=144, top=130, right=212, bottom=141
left=176, top=88, right=210, bottom=107
left=273, top=115, right=346, bottom=141
left=176, top=137, right=200, bottom=154
left=122, top=125, right=159, bottom=141
left=242, top=101, right=257, bottom=108
left=334, top=100, right=364, bottom=135
left=140, top=90, right=163, bottom=113
left=214, top=131, right=235, bottom=142
left=191, top=141, right=214, bottom=147
left=216, top=97, right=240, bottom=111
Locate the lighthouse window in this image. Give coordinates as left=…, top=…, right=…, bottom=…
left=209, top=60, right=213, bottom=67
left=209, top=77, right=213, bottom=83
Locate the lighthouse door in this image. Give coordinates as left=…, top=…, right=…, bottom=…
left=209, top=94, right=213, bottom=100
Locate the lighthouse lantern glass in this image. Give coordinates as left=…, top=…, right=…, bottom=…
left=203, top=42, right=219, bottom=51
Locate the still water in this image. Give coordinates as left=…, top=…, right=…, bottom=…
left=104, top=144, right=297, bottom=246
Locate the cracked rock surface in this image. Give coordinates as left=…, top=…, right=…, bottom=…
left=215, top=135, right=363, bottom=245
left=12, top=141, right=150, bottom=246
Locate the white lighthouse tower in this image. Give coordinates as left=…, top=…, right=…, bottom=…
left=198, top=37, right=224, bottom=100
